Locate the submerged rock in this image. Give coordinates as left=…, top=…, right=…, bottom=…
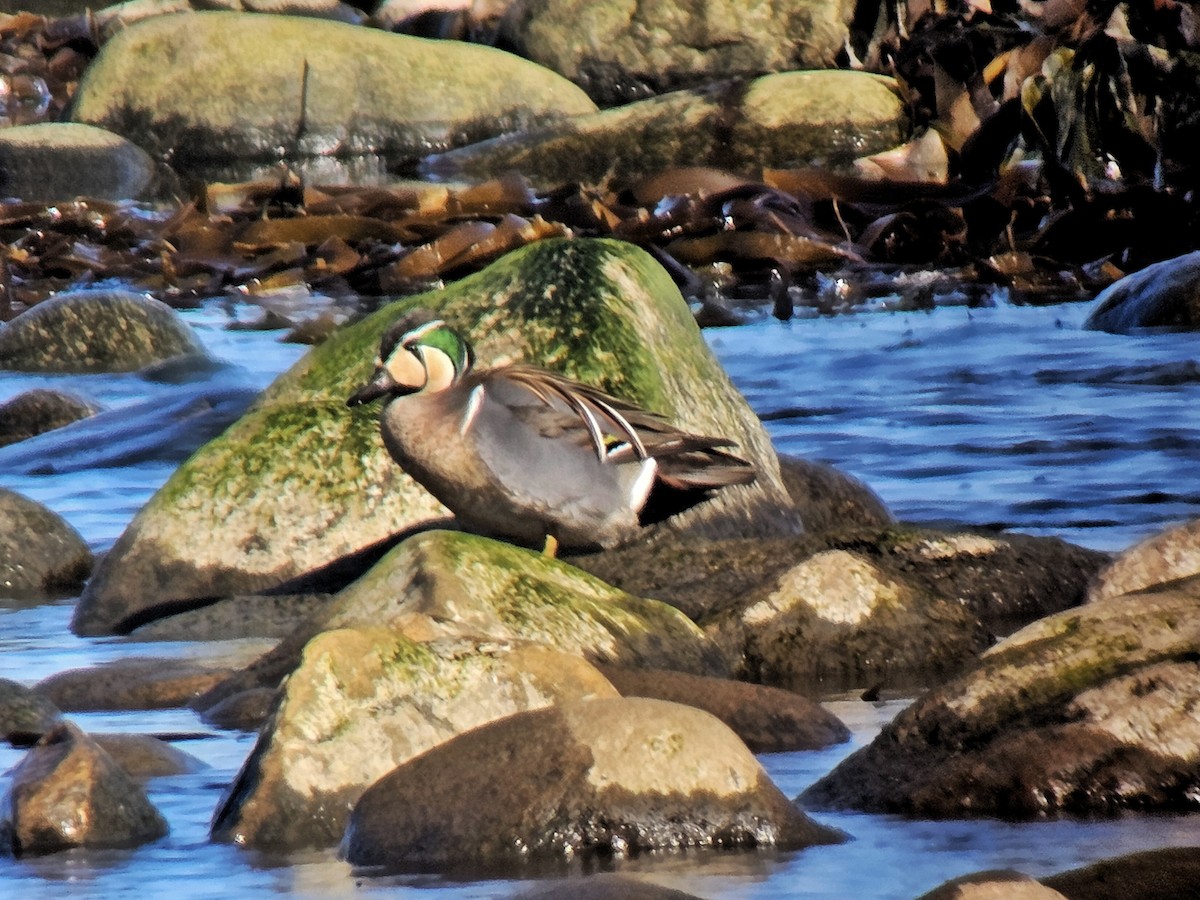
left=35, top=658, right=236, bottom=712
left=73, top=238, right=800, bottom=636
left=91, top=733, right=206, bottom=779
left=801, top=579, right=1200, bottom=817
left=71, top=11, right=596, bottom=167
left=0, top=489, right=92, bottom=601
left=212, top=634, right=618, bottom=850
left=341, top=697, right=843, bottom=870
left=0, top=123, right=155, bottom=201
left=1084, top=251, right=1200, bottom=333
left=0, top=723, right=168, bottom=855
left=424, top=72, right=906, bottom=188
left=0, top=389, right=99, bottom=448
left=0, top=290, right=206, bottom=374
left=499, top=0, right=854, bottom=105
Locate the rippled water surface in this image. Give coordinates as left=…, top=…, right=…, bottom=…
left=3, top=298, right=1199, bottom=898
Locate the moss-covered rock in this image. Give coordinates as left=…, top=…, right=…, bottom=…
left=0, top=290, right=206, bottom=374
left=342, top=697, right=844, bottom=870
left=73, top=237, right=798, bottom=635
left=211, top=632, right=619, bottom=850
left=424, top=72, right=906, bottom=188
left=70, top=11, right=596, bottom=167
left=801, top=578, right=1200, bottom=817
left=499, top=0, right=854, bottom=106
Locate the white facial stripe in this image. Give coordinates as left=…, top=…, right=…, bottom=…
left=403, top=319, right=446, bottom=343
left=384, top=344, right=428, bottom=389
left=418, top=345, right=457, bottom=392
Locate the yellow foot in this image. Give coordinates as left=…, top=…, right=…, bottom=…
left=541, top=534, right=559, bottom=558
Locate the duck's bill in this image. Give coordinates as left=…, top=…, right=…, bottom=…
left=346, top=370, right=395, bottom=407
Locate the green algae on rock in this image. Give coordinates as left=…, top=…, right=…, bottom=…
left=212, top=630, right=619, bottom=850
left=801, top=577, right=1200, bottom=817
left=72, top=237, right=799, bottom=636
left=70, top=11, right=597, bottom=167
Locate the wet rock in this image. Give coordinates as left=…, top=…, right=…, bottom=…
left=776, top=454, right=893, bottom=533
left=71, top=11, right=596, bottom=168
left=578, top=526, right=1106, bottom=693
left=801, top=580, right=1200, bottom=818
left=88, top=0, right=369, bottom=34
left=74, top=238, right=800, bottom=636
left=0, top=722, right=168, bottom=855
left=212, top=633, right=619, bottom=850
left=424, top=72, right=906, bottom=188
left=499, top=0, right=854, bottom=106
left=0, top=384, right=257, bottom=475
left=1087, top=517, right=1200, bottom=602
left=595, top=664, right=849, bottom=752
left=342, top=697, right=843, bottom=870
left=0, top=679, right=62, bottom=746
left=0, top=290, right=206, bottom=374
left=0, top=389, right=99, bottom=448
left=919, top=871, right=1068, bottom=900
left=1041, top=846, right=1200, bottom=899
left=35, top=658, right=237, bottom=712
left=91, top=733, right=205, bottom=779
left=1084, top=251, right=1200, bottom=333
left=197, top=687, right=278, bottom=731
left=0, top=489, right=92, bottom=600
left=199, top=530, right=729, bottom=708
left=0, top=123, right=155, bottom=201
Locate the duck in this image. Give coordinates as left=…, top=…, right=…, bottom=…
left=347, top=309, right=756, bottom=553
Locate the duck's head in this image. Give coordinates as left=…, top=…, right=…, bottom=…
left=347, top=310, right=474, bottom=407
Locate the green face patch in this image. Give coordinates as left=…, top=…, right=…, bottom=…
left=406, top=322, right=472, bottom=377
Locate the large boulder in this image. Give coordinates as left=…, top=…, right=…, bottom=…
left=196, top=530, right=731, bottom=708
left=70, top=11, right=596, bottom=167
left=424, top=72, right=906, bottom=188
left=0, top=489, right=92, bottom=600
left=1084, top=251, right=1200, bottom=333
left=498, top=0, right=855, bottom=106
left=73, top=238, right=800, bottom=636
left=0, top=723, right=168, bottom=855
left=0, top=290, right=206, bottom=374
left=801, top=579, right=1200, bottom=817
left=342, top=697, right=843, bottom=869
left=211, top=632, right=619, bottom=850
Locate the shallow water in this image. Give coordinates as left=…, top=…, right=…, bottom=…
left=3, top=297, right=1199, bottom=897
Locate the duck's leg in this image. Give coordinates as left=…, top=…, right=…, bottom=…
left=541, top=534, right=559, bottom=558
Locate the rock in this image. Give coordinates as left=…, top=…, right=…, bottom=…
left=197, top=687, right=277, bottom=731
left=595, top=664, right=848, bottom=752
left=71, top=11, right=596, bottom=169
left=0, top=678, right=62, bottom=746
left=1088, top=517, right=1200, bottom=602
left=0, top=385, right=257, bottom=474
left=1083, top=251, right=1200, bottom=333
left=73, top=238, right=800, bottom=636
left=342, top=697, right=842, bottom=869
left=776, top=454, right=893, bottom=533
left=0, top=123, right=155, bottom=201
left=0, top=389, right=99, bottom=448
left=424, top=72, right=906, bottom=188
left=514, top=875, right=707, bottom=900
left=919, top=871, right=1068, bottom=900
left=0, top=722, right=168, bottom=855
left=199, top=530, right=729, bottom=708
left=128, top=592, right=334, bottom=641
left=91, top=733, right=205, bottom=779
left=1041, top=846, right=1200, bottom=899
left=88, top=0, right=369, bottom=35
left=0, top=0, right=94, bottom=13
left=498, top=0, right=854, bottom=106
left=800, top=580, right=1200, bottom=817
left=577, top=526, right=1107, bottom=693
left=35, top=658, right=236, bottom=712
left=211, top=633, right=619, bottom=850
left=0, top=489, right=92, bottom=600
left=0, top=290, right=207, bottom=374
